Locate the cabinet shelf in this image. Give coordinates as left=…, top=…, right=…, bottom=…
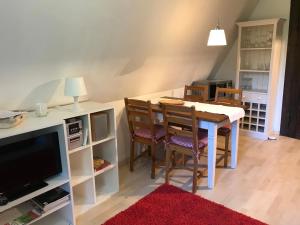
left=239, top=69, right=270, bottom=73
left=71, top=175, right=93, bottom=187
left=240, top=48, right=272, bottom=51
left=0, top=176, right=69, bottom=213
left=0, top=199, right=71, bottom=225
left=92, top=135, right=115, bottom=146
left=27, top=201, right=71, bottom=225
left=68, top=144, right=91, bottom=155
left=94, top=164, right=115, bottom=177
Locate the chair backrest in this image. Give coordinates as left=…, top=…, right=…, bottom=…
left=124, top=98, right=155, bottom=138
left=184, top=85, right=208, bottom=102
left=162, top=104, right=199, bottom=152
left=215, top=87, right=242, bottom=105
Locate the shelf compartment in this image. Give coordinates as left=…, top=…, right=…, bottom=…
left=251, top=111, right=258, bottom=117
left=259, top=111, right=266, bottom=118
left=95, top=168, right=119, bottom=205
left=258, top=126, right=265, bottom=133
left=259, top=119, right=265, bottom=125
left=250, top=125, right=257, bottom=131
left=242, top=124, right=250, bottom=130
left=260, top=104, right=267, bottom=111
left=90, top=109, right=115, bottom=143
left=92, top=139, right=117, bottom=165
left=69, top=147, right=93, bottom=187
left=92, top=135, right=115, bottom=147
left=33, top=204, right=74, bottom=225
left=243, top=117, right=250, bottom=123
left=251, top=118, right=258, bottom=124
left=241, top=25, right=274, bottom=49
left=239, top=71, right=269, bottom=93
left=73, top=179, right=95, bottom=217
left=0, top=176, right=69, bottom=213
left=252, top=103, right=259, bottom=109
left=245, top=109, right=250, bottom=116
left=0, top=200, right=71, bottom=225
left=65, top=115, right=90, bottom=151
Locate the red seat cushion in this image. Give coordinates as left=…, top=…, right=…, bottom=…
left=169, top=130, right=208, bottom=149
left=134, top=125, right=166, bottom=140
left=218, top=124, right=231, bottom=136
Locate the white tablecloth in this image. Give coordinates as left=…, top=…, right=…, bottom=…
left=153, top=98, right=245, bottom=123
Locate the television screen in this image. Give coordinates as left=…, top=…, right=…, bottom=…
left=0, top=132, right=62, bottom=198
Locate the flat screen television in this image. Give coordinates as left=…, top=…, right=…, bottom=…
left=0, top=132, right=62, bottom=201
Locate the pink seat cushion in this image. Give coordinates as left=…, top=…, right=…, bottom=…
left=134, top=125, right=166, bottom=140
left=218, top=124, right=231, bottom=136
left=170, top=130, right=208, bottom=149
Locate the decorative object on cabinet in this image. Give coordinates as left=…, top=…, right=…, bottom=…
left=0, top=111, right=24, bottom=129
left=66, top=117, right=84, bottom=150
left=236, top=19, right=285, bottom=139
left=64, top=76, right=88, bottom=112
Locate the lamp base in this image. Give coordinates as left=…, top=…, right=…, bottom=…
left=72, top=96, right=82, bottom=112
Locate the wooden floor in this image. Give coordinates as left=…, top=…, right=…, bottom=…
left=78, top=134, right=300, bottom=225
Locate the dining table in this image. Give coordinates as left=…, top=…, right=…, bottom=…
left=138, top=96, right=246, bottom=189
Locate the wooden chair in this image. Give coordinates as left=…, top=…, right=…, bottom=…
left=215, top=87, right=242, bottom=105
left=124, top=98, right=165, bottom=179
left=162, top=104, right=208, bottom=193
left=184, top=85, right=209, bottom=102
left=215, top=87, right=243, bottom=167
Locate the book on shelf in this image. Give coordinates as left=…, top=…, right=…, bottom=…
left=4, top=208, right=41, bottom=225
left=93, top=157, right=110, bottom=172
left=31, top=187, right=70, bottom=212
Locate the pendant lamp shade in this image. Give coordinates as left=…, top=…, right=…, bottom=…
left=207, top=27, right=227, bottom=46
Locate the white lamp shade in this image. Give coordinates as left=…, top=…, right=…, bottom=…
left=207, top=29, right=227, bottom=46
left=64, top=77, right=87, bottom=97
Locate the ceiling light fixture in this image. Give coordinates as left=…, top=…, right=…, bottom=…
left=207, top=19, right=227, bottom=46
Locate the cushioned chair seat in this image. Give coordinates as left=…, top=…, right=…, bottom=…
left=218, top=124, right=231, bottom=136
left=134, top=125, right=166, bottom=140
left=169, top=130, right=208, bottom=149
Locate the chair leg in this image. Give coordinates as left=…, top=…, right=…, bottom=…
left=192, top=155, right=199, bottom=194
left=171, top=151, right=176, bottom=168
left=151, top=143, right=156, bottom=179
left=147, top=145, right=151, bottom=156
left=130, top=140, right=135, bottom=172
left=224, top=134, right=230, bottom=167
left=165, top=148, right=172, bottom=184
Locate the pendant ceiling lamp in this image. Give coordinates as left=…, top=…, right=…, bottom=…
left=207, top=19, right=227, bottom=46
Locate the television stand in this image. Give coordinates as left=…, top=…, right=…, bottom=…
left=6, top=180, right=48, bottom=202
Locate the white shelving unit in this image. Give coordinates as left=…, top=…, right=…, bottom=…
left=0, top=102, right=119, bottom=225
left=236, top=19, right=285, bottom=139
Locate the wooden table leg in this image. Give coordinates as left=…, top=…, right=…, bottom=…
left=207, top=122, right=217, bottom=189
left=230, top=120, right=239, bottom=169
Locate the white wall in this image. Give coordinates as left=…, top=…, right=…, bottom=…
left=0, top=0, right=260, bottom=162
left=214, top=0, right=291, bottom=133
left=0, top=0, right=258, bottom=110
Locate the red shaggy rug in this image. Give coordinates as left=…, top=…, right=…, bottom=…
left=102, top=184, right=267, bottom=225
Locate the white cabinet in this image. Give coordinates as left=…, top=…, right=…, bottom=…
left=0, top=102, right=119, bottom=225
left=236, top=19, right=285, bottom=139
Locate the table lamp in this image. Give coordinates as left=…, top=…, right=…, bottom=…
left=64, top=77, right=87, bottom=112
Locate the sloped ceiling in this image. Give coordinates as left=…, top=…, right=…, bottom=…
left=0, top=0, right=259, bottom=110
